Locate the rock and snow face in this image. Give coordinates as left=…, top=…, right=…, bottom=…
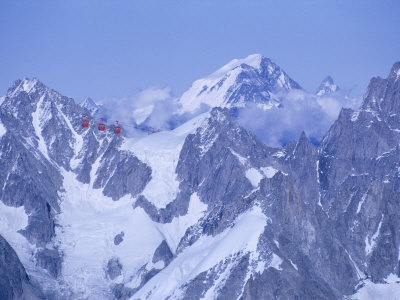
left=1, top=61, right=400, bottom=299
left=80, top=97, right=100, bottom=115
left=317, top=61, right=400, bottom=291
left=178, top=54, right=302, bottom=114
left=316, top=75, right=340, bottom=96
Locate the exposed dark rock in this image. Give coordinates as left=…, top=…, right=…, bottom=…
left=152, top=240, right=173, bottom=267
left=107, top=257, right=123, bottom=280
left=114, top=231, right=125, bottom=245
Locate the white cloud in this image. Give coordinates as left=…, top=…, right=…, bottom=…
left=97, top=86, right=210, bottom=137
left=97, top=85, right=361, bottom=147
left=236, top=90, right=361, bottom=147
left=97, top=86, right=174, bottom=135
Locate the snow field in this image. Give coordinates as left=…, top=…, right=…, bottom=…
left=351, top=274, right=400, bottom=300
left=121, top=112, right=208, bottom=209
left=132, top=206, right=267, bottom=300
left=245, top=166, right=279, bottom=188
left=0, top=200, right=32, bottom=269
left=55, top=169, right=164, bottom=299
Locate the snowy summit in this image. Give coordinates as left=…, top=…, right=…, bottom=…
left=178, top=54, right=302, bottom=114
left=316, top=75, right=339, bottom=96
left=80, top=97, right=100, bottom=115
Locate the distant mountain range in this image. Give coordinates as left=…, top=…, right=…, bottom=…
left=0, top=56, right=399, bottom=299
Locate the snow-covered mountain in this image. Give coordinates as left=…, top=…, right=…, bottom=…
left=316, top=75, right=340, bottom=96
left=81, top=97, right=100, bottom=115
left=177, top=54, right=302, bottom=114
left=1, top=61, right=400, bottom=300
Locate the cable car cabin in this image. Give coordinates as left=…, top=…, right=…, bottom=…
left=82, top=119, right=89, bottom=127
left=113, top=121, right=121, bottom=134
left=98, top=118, right=106, bottom=131
left=113, top=126, right=121, bottom=134
left=98, top=123, right=106, bottom=131
left=82, top=114, right=89, bottom=128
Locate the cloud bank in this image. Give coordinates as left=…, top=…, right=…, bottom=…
left=236, top=90, right=361, bottom=147
left=96, top=86, right=209, bottom=137
left=95, top=86, right=361, bottom=147
left=96, top=86, right=174, bottom=136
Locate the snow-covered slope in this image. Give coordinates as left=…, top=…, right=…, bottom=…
left=133, top=206, right=268, bottom=300
left=178, top=54, right=301, bottom=113
left=350, top=274, right=400, bottom=299
left=121, top=113, right=209, bottom=209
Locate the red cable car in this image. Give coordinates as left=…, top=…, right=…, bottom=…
left=113, top=121, right=121, bottom=134
left=82, top=114, right=89, bottom=128
left=98, top=118, right=106, bottom=131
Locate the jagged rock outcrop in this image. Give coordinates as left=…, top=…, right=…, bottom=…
left=0, top=234, right=40, bottom=300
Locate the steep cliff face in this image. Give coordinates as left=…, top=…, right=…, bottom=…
left=318, top=62, right=400, bottom=287
left=0, top=234, right=40, bottom=300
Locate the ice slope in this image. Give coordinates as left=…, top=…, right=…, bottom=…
left=121, top=112, right=209, bottom=209
left=131, top=206, right=267, bottom=300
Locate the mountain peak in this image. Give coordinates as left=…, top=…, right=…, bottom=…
left=323, top=75, right=334, bottom=84
left=299, top=130, right=308, bottom=141
left=81, top=97, right=98, bottom=110
left=208, top=53, right=265, bottom=79
left=316, top=76, right=339, bottom=96
left=361, top=61, right=400, bottom=115
left=178, top=54, right=301, bottom=113
left=7, top=78, right=41, bottom=97
left=389, top=61, right=400, bottom=82
left=80, top=97, right=102, bottom=117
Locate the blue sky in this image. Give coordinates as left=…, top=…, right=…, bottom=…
left=1, top=0, right=399, bottom=102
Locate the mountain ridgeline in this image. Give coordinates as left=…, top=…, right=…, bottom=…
left=0, top=59, right=399, bottom=299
